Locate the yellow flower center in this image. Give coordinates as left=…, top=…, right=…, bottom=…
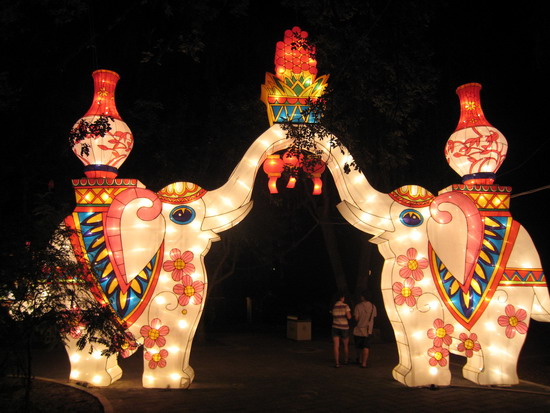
left=407, top=260, right=418, bottom=271
left=148, top=328, right=160, bottom=340
left=152, top=353, right=162, bottom=362
left=121, top=342, right=129, bottom=350
left=434, top=351, right=443, bottom=361
left=464, top=339, right=474, bottom=350
left=184, top=285, right=195, bottom=297
left=509, top=316, right=518, bottom=327
left=401, top=287, right=411, bottom=298
left=174, top=258, right=186, bottom=270
left=436, top=327, right=447, bottom=338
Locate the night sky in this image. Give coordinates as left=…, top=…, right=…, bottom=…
left=2, top=1, right=549, bottom=330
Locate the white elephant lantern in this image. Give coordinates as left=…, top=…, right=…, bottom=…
left=336, top=83, right=549, bottom=388
left=62, top=69, right=298, bottom=388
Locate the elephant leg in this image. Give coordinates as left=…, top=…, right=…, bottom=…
left=138, top=296, right=203, bottom=389
left=462, top=342, right=522, bottom=386
left=462, top=291, right=530, bottom=386
left=64, top=334, right=122, bottom=386
left=383, top=289, right=452, bottom=387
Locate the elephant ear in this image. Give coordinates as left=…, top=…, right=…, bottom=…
left=104, top=188, right=165, bottom=293
left=427, top=192, right=483, bottom=285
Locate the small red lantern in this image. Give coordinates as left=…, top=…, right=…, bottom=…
left=303, top=157, right=326, bottom=195
left=263, top=155, right=285, bottom=194
left=282, top=151, right=302, bottom=188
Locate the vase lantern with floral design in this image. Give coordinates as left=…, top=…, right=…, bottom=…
left=445, top=83, right=508, bottom=185
left=70, top=70, right=133, bottom=178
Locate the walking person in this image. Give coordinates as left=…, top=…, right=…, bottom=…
left=331, top=293, right=351, bottom=368
left=353, top=293, right=377, bottom=368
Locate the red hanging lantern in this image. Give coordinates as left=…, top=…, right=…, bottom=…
left=282, top=151, right=302, bottom=188
left=263, top=155, right=285, bottom=194
left=303, top=157, right=326, bottom=195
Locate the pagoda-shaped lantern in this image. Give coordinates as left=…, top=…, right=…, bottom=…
left=70, top=70, right=134, bottom=178
left=260, top=26, right=329, bottom=125
left=260, top=27, right=329, bottom=195
left=445, top=83, right=508, bottom=185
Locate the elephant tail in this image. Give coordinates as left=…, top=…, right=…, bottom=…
left=531, top=283, right=550, bottom=322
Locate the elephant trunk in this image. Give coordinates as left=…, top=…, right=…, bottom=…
left=203, top=123, right=393, bottom=236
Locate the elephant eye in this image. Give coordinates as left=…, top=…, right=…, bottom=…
left=170, top=206, right=196, bottom=225
left=400, top=209, right=423, bottom=227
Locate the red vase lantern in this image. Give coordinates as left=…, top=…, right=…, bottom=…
left=263, top=155, right=285, bottom=194
left=71, top=70, right=134, bottom=178
left=282, top=150, right=302, bottom=188
left=303, top=156, right=326, bottom=195
left=445, top=83, right=508, bottom=185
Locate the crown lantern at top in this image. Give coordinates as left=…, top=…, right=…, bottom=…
left=444, top=83, right=508, bottom=185
left=70, top=70, right=134, bottom=178
left=260, top=26, right=329, bottom=125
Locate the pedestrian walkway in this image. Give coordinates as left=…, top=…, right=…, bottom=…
left=31, top=324, right=550, bottom=412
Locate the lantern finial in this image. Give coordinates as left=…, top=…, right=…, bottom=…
left=260, top=27, right=329, bottom=125
left=70, top=70, right=134, bottom=178
left=445, top=83, right=508, bottom=185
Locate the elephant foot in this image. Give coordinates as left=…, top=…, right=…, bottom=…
left=393, top=364, right=451, bottom=388
left=392, top=363, right=411, bottom=384
left=70, top=364, right=122, bottom=387
left=463, top=364, right=518, bottom=386
left=142, top=365, right=195, bottom=389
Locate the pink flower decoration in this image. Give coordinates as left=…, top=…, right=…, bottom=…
left=393, top=278, right=422, bottom=307
left=457, top=333, right=481, bottom=358
left=163, top=249, right=196, bottom=281
left=144, top=349, right=169, bottom=369
left=397, top=248, right=428, bottom=281
left=140, top=318, right=170, bottom=348
left=428, top=346, right=449, bottom=367
left=427, top=318, right=454, bottom=347
left=498, top=304, right=528, bottom=338
left=174, top=275, right=205, bottom=306
left=120, top=333, right=138, bottom=359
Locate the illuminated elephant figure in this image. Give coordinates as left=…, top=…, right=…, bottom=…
left=63, top=178, right=252, bottom=388
left=61, top=70, right=295, bottom=388
left=334, top=83, right=550, bottom=387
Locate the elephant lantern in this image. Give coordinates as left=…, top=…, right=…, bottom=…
left=335, top=83, right=550, bottom=387
left=61, top=70, right=295, bottom=389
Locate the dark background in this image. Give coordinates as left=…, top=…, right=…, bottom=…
left=1, top=0, right=548, bottom=336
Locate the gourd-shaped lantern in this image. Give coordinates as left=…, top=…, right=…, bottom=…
left=282, top=150, right=302, bottom=188
left=70, top=70, right=134, bottom=178
left=445, top=83, right=508, bottom=185
left=303, top=156, right=326, bottom=195
left=263, top=155, right=285, bottom=193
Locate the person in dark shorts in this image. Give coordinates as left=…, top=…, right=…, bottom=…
left=353, top=293, right=377, bottom=368
left=331, top=293, right=351, bottom=368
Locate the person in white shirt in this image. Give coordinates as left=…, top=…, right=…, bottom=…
left=353, top=293, right=377, bottom=368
